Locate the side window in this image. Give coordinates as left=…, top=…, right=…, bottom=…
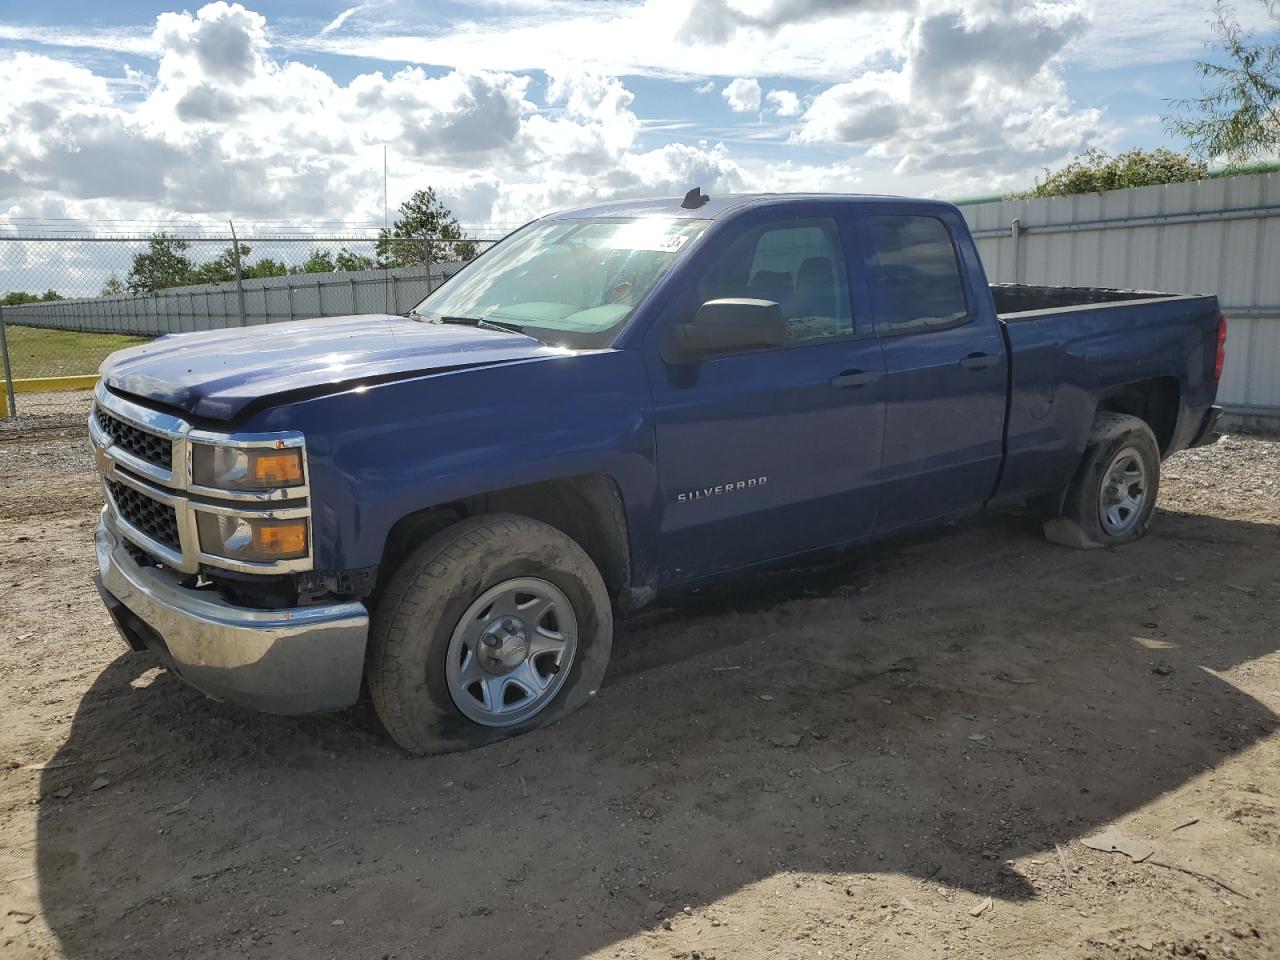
left=863, top=215, right=969, bottom=333
left=695, top=217, right=853, bottom=343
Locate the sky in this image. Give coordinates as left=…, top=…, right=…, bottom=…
left=0, top=0, right=1275, bottom=235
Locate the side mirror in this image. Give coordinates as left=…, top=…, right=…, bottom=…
left=665, top=298, right=786, bottom=362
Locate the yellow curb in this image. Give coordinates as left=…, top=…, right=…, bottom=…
left=1, top=375, right=99, bottom=416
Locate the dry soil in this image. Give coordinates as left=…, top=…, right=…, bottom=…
left=1, top=427, right=1278, bottom=960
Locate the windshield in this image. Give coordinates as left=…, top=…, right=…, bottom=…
left=410, top=216, right=709, bottom=348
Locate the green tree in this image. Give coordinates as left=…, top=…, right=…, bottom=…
left=2, top=289, right=65, bottom=305
left=127, top=234, right=195, bottom=293
left=1011, top=148, right=1209, bottom=199
left=190, top=243, right=254, bottom=285
left=377, top=188, right=477, bottom=267
left=297, top=249, right=336, bottom=273
left=242, top=257, right=289, bottom=280
left=101, top=274, right=126, bottom=296
left=189, top=245, right=241, bottom=285
left=1166, top=0, right=1280, bottom=167
left=335, top=248, right=376, bottom=271
left=294, top=247, right=378, bottom=274
left=188, top=243, right=289, bottom=284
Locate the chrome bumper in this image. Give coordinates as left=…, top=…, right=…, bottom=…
left=95, top=512, right=369, bottom=714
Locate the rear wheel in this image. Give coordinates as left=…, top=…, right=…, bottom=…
left=367, top=514, right=613, bottom=755
left=1043, top=412, right=1161, bottom=549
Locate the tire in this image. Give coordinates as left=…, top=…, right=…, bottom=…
left=366, top=514, right=613, bottom=755
left=1043, top=412, right=1161, bottom=550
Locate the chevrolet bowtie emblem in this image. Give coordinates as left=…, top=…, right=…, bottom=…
left=94, top=443, right=115, bottom=479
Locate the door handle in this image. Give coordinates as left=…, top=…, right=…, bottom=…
left=958, top=352, right=1000, bottom=371
left=830, top=369, right=882, bottom=389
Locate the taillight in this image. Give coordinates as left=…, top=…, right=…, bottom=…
left=1213, top=313, right=1227, bottom=382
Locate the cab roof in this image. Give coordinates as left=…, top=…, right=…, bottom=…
left=549, top=192, right=951, bottom=221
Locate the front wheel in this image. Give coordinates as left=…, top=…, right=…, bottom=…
left=367, top=514, right=613, bottom=755
left=1043, top=412, right=1161, bottom=550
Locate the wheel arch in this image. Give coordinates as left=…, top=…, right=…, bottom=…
left=1095, top=376, right=1181, bottom=456
left=379, top=474, right=632, bottom=600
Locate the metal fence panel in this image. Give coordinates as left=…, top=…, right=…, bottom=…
left=0, top=258, right=467, bottom=337
left=961, top=171, right=1280, bottom=425
left=0, top=234, right=491, bottom=422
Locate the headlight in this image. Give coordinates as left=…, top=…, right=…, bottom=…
left=192, top=444, right=304, bottom=490
left=196, top=513, right=309, bottom=562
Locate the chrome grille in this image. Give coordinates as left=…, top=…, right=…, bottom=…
left=106, top=479, right=180, bottom=552
left=95, top=406, right=173, bottom=470
left=91, top=383, right=312, bottom=575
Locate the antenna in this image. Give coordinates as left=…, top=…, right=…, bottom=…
left=681, top=187, right=710, bottom=209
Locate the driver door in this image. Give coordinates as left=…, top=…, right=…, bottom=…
left=644, top=205, right=886, bottom=585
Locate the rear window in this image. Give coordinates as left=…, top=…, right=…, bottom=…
left=864, top=215, right=969, bottom=332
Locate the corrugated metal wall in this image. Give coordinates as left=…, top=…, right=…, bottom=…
left=960, top=171, right=1280, bottom=426
left=0, top=260, right=464, bottom=337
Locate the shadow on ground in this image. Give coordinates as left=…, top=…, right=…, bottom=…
left=35, top=508, right=1280, bottom=959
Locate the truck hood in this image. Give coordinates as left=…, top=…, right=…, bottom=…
left=100, top=314, right=570, bottom=421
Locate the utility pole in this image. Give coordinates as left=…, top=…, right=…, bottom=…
left=383, top=144, right=391, bottom=314
left=229, top=219, right=248, bottom=326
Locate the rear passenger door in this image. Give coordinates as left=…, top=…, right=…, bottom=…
left=645, top=205, right=886, bottom=583
left=855, top=207, right=1008, bottom=530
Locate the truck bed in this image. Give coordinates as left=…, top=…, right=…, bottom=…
left=991, top=283, right=1221, bottom=508
left=992, top=283, right=1183, bottom=318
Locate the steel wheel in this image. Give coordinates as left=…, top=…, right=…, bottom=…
left=1097, top=446, right=1147, bottom=535
left=444, top=577, right=578, bottom=727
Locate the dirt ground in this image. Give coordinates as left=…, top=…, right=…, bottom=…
left=0, top=426, right=1277, bottom=960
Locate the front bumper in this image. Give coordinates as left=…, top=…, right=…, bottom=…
left=95, top=512, right=369, bottom=714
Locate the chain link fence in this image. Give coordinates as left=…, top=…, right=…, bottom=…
left=0, top=234, right=496, bottom=426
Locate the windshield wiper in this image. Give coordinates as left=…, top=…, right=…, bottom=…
left=479, top=318, right=531, bottom=335
left=435, top=314, right=539, bottom=339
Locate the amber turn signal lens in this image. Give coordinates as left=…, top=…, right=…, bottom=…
left=252, top=450, right=304, bottom=487
left=252, top=520, right=307, bottom=558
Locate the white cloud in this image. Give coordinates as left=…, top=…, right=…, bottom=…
left=0, top=0, right=1151, bottom=234
left=0, top=21, right=159, bottom=57
left=528, top=71, right=641, bottom=171
left=322, top=4, right=365, bottom=35
left=722, top=77, right=762, bottom=113
left=153, top=2, right=267, bottom=83
left=0, top=4, right=754, bottom=230
left=3, top=0, right=1256, bottom=81
left=680, top=0, right=910, bottom=44
left=792, top=4, right=1109, bottom=189
left=289, top=1, right=909, bottom=84
left=1069, top=0, right=1280, bottom=68
left=765, top=89, right=801, bottom=116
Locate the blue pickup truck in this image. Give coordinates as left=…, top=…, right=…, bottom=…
left=90, top=192, right=1226, bottom=753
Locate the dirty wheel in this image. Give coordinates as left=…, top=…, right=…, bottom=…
left=1043, top=412, right=1161, bottom=549
left=367, top=514, right=613, bottom=755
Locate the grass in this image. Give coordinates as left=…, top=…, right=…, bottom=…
left=0, top=324, right=150, bottom=380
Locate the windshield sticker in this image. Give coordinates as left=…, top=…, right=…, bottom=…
left=608, top=222, right=693, bottom=253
